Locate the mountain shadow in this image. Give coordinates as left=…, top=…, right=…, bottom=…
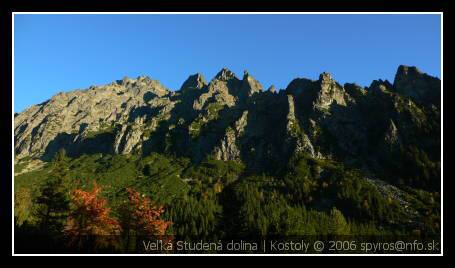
left=42, top=131, right=115, bottom=161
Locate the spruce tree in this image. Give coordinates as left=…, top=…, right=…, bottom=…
left=35, top=148, right=70, bottom=235
left=328, top=207, right=350, bottom=236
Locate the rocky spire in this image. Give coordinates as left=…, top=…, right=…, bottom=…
left=180, top=73, right=207, bottom=91
left=267, top=85, right=276, bottom=93
left=319, top=72, right=333, bottom=83
left=313, top=72, right=347, bottom=109
left=214, top=68, right=237, bottom=81
left=368, top=79, right=393, bottom=94
left=384, top=119, right=400, bottom=147
left=240, top=70, right=263, bottom=96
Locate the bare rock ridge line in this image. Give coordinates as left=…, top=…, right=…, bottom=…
left=15, top=65, right=440, bottom=178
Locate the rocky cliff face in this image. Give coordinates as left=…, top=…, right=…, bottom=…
left=15, top=65, right=441, bottom=188
left=393, top=65, right=441, bottom=107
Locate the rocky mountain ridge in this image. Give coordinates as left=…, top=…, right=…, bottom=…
left=14, top=65, right=441, bottom=190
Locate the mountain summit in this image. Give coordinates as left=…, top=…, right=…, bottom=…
left=180, top=73, right=207, bottom=91
left=214, top=68, right=238, bottom=81
left=393, top=65, right=441, bottom=106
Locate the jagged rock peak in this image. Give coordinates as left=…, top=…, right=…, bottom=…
left=242, top=70, right=252, bottom=80
left=392, top=64, right=440, bottom=106
left=180, top=73, right=207, bottom=91
left=115, top=75, right=156, bottom=86
left=241, top=70, right=263, bottom=93
left=267, top=85, right=276, bottom=93
left=317, top=71, right=343, bottom=92
left=344, top=83, right=366, bottom=99
left=394, top=65, right=423, bottom=83
left=116, top=76, right=131, bottom=85
left=319, top=72, right=333, bottom=83
left=284, top=78, right=313, bottom=95
left=393, top=65, right=430, bottom=93
left=136, top=75, right=152, bottom=82
left=311, top=72, right=348, bottom=109
left=369, top=79, right=393, bottom=93
left=214, top=68, right=238, bottom=81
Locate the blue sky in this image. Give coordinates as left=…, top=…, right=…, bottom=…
left=14, top=14, right=441, bottom=112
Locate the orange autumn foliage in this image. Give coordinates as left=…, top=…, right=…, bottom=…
left=64, top=182, right=121, bottom=238
left=126, top=188, right=171, bottom=236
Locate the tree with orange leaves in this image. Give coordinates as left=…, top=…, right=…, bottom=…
left=122, top=188, right=171, bottom=237
left=119, top=188, right=172, bottom=253
left=64, top=181, right=121, bottom=252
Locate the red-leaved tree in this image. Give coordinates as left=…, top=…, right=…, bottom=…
left=64, top=181, right=121, bottom=251
left=124, top=188, right=171, bottom=237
